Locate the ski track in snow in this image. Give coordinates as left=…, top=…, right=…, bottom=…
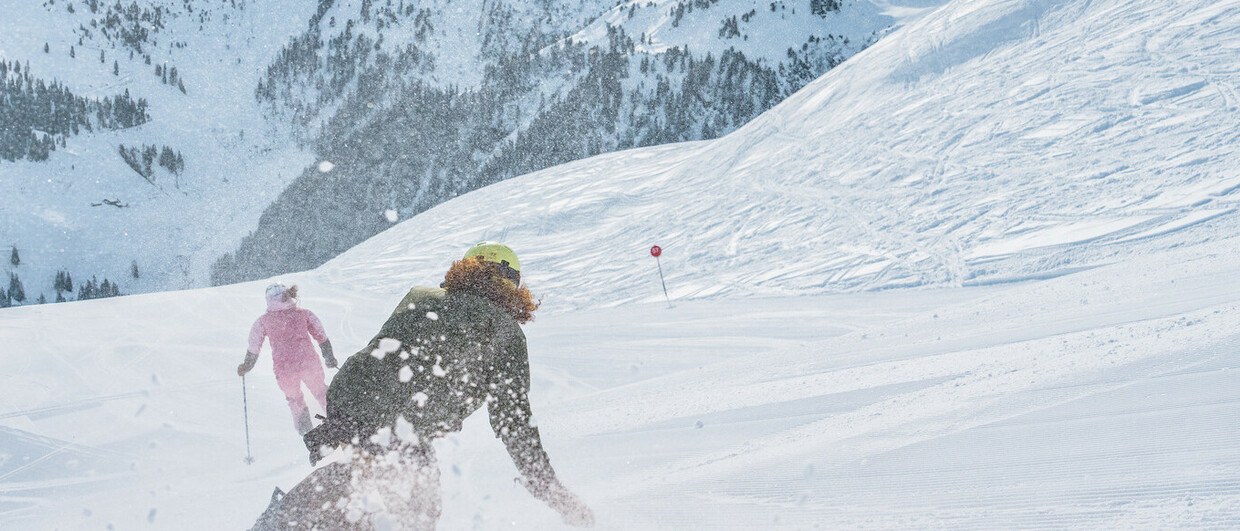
left=3, top=0, right=1240, bottom=529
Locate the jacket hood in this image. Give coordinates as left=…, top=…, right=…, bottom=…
left=266, top=297, right=297, bottom=312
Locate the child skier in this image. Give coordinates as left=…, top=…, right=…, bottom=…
left=238, top=283, right=337, bottom=435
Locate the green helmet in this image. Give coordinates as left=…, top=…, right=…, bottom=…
left=463, top=242, right=521, bottom=283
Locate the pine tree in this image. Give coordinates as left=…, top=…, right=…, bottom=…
left=37, top=293, right=47, bottom=304
left=159, top=145, right=174, bottom=170
left=100, top=49, right=105, bottom=63
left=113, top=60, right=119, bottom=76
left=78, top=276, right=96, bottom=300
left=0, top=287, right=8, bottom=308
left=9, top=273, right=25, bottom=303
left=70, top=46, right=76, bottom=58
left=131, top=260, right=140, bottom=279
left=44, top=43, right=50, bottom=53
left=10, top=246, right=18, bottom=266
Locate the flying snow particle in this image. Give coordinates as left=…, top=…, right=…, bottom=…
left=384, top=209, right=398, bottom=223
left=371, top=338, right=402, bottom=359
left=426, top=311, right=439, bottom=321
left=395, top=416, right=417, bottom=441
left=318, top=160, right=335, bottom=173
left=432, top=363, right=447, bottom=378
left=412, top=392, right=429, bottom=407
left=399, top=365, right=413, bottom=383
left=369, top=427, right=393, bottom=447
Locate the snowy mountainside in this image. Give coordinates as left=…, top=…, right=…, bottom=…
left=214, top=0, right=902, bottom=285
left=317, top=0, right=1240, bottom=310
left=261, top=0, right=889, bottom=131
left=1, top=0, right=1240, bottom=529
left=0, top=1, right=315, bottom=304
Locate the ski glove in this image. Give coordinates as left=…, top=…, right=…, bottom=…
left=519, top=477, right=595, bottom=527
left=320, top=340, right=337, bottom=368
left=237, top=351, right=258, bottom=376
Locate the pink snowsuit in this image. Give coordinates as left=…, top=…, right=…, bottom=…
left=248, top=296, right=329, bottom=426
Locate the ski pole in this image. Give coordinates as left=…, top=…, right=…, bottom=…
left=242, top=375, right=255, bottom=464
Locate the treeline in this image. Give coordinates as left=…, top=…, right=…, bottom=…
left=1, top=257, right=128, bottom=308
left=153, top=62, right=187, bottom=93
left=119, top=143, right=185, bottom=182
left=0, top=60, right=150, bottom=162
left=75, top=0, right=168, bottom=53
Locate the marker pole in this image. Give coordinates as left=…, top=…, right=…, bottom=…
left=651, top=245, right=671, bottom=308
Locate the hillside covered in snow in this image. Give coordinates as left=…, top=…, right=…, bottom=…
left=2, top=0, right=1239, bottom=529
left=209, top=0, right=898, bottom=285
left=0, top=0, right=317, bottom=304
left=1, top=0, right=902, bottom=307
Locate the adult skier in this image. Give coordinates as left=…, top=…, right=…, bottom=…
left=251, top=243, right=594, bottom=530
left=238, top=283, right=337, bottom=435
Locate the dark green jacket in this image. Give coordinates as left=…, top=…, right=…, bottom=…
left=317, top=286, right=555, bottom=482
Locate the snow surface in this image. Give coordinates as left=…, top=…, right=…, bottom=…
left=0, top=1, right=315, bottom=295
left=3, top=0, right=1240, bottom=528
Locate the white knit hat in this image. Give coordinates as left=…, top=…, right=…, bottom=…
left=265, top=283, right=288, bottom=301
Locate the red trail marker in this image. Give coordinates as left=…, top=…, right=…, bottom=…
left=651, top=245, right=671, bottom=308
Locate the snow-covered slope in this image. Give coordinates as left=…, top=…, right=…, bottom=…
left=2, top=0, right=1240, bottom=529
left=0, top=1, right=315, bottom=298
left=319, top=0, right=1240, bottom=309
left=216, top=0, right=901, bottom=285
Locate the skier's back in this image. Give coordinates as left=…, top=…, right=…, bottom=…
left=252, top=243, right=593, bottom=530
left=238, top=284, right=336, bottom=435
